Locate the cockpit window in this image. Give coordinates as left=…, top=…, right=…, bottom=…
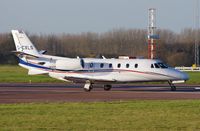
left=158, top=63, right=168, bottom=68
left=154, top=63, right=168, bottom=69
left=154, top=63, right=160, bottom=68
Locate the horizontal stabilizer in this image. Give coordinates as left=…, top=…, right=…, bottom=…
left=39, top=50, right=47, bottom=54
left=12, top=51, right=39, bottom=58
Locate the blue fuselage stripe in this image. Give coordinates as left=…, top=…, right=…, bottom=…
left=19, top=59, right=50, bottom=70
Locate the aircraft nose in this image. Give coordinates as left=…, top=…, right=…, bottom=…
left=179, top=71, right=189, bottom=81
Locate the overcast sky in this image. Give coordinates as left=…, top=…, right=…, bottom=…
left=0, top=0, right=197, bottom=34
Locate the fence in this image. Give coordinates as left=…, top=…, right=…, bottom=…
left=175, top=67, right=200, bottom=72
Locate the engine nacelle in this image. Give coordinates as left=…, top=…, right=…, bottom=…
left=56, top=59, right=83, bottom=70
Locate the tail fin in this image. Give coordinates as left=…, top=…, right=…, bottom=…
left=11, top=30, right=40, bottom=57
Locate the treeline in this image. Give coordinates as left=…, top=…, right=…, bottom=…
left=0, top=28, right=198, bottom=66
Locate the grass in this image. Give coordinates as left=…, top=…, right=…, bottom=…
left=186, top=71, right=200, bottom=84
left=0, top=65, right=200, bottom=84
left=0, top=65, right=60, bottom=83
left=0, top=100, right=199, bottom=130
left=0, top=66, right=200, bottom=130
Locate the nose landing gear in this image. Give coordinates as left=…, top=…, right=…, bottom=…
left=168, top=81, right=176, bottom=91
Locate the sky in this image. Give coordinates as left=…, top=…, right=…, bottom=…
left=0, top=0, right=196, bottom=34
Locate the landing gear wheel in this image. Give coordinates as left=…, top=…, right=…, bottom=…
left=104, top=85, right=112, bottom=91
left=171, top=86, right=176, bottom=91
left=168, top=81, right=176, bottom=91
left=84, top=87, right=92, bottom=92
left=83, top=82, right=93, bottom=92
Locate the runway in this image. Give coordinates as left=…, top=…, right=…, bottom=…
left=0, top=83, right=200, bottom=103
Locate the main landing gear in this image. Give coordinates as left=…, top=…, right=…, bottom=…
left=83, top=81, right=93, bottom=92
left=168, top=81, right=176, bottom=91
left=83, top=81, right=112, bottom=92
left=103, top=85, right=112, bottom=91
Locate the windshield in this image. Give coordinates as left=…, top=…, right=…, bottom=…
left=157, top=63, right=168, bottom=68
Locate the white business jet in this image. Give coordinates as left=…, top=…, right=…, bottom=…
left=11, top=30, right=189, bottom=91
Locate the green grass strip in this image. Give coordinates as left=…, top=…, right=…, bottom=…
left=0, top=100, right=200, bottom=131
left=0, top=65, right=60, bottom=83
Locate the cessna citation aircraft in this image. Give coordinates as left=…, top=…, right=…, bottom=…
left=11, top=30, right=189, bottom=91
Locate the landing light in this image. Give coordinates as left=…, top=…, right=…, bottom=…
left=172, top=80, right=185, bottom=84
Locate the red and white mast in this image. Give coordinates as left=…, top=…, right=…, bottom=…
left=148, top=8, right=159, bottom=59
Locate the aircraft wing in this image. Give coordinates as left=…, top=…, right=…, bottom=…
left=64, top=76, right=116, bottom=84
left=28, top=68, right=48, bottom=75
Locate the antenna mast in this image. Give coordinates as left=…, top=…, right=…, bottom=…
left=148, top=8, right=159, bottom=59
left=195, top=0, right=200, bottom=66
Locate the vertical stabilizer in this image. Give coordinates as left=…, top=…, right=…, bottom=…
left=11, top=30, right=40, bottom=56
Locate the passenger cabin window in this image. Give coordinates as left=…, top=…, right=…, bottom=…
left=100, top=63, right=104, bottom=68
left=117, top=64, right=121, bottom=68
left=90, top=63, right=93, bottom=68
left=135, top=64, right=138, bottom=68
left=109, top=63, right=112, bottom=68
left=154, top=63, right=160, bottom=68
left=151, top=64, right=154, bottom=68
left=126, top=64, right=130, bottom=68
left=81, top=59, right=85, bottom=68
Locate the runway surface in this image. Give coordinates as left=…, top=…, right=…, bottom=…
left=0, top=83, right=200, bottom=103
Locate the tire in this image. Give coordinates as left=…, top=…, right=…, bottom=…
left=84, top=88, right=91, bottom=92
left=171, top=86, right=176, bottom=91
left=84, top=84, right=93, bottom=92
left=104, top=85, right=112, bottom=91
